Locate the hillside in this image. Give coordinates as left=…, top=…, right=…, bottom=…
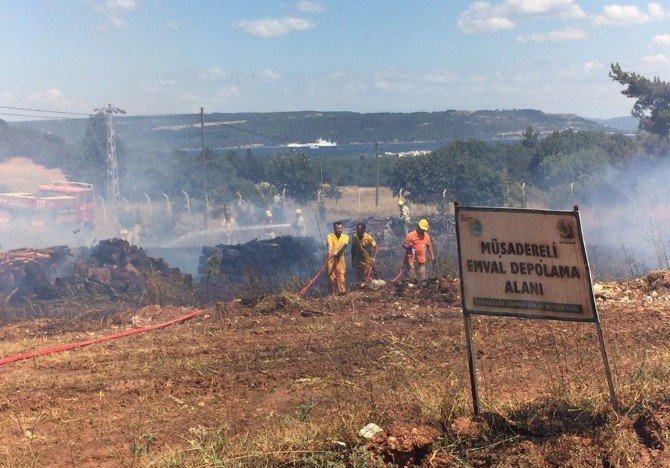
left=0, top=119, right=72, bottom=169
left=590, top=115, right=638, bottom=133
left=12, top=109, right=618, bottom=151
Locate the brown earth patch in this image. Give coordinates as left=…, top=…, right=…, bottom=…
left=0, top=271, right=669, bottom=465
left=367, top=424, right=441, bottom=466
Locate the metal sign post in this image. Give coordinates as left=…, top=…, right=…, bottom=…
left=462, top=313, right=481, bottom=415
left=574, top=206, right=619, bottom=413
left=454, top=203, right=618, bottom=415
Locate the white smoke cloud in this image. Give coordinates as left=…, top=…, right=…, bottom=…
left=27, top=88, right=83, bottom=109
left=580, top=156, right=670, bottom=275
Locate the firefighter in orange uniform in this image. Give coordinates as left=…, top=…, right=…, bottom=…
left=327, top=221, right=350, bottom=294
left=403, top=218, right=435, bottom=281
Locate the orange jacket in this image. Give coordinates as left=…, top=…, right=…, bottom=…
left=404, top=231, right=432, bottom=264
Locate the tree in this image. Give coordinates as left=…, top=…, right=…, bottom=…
left=528, top=129, right=638, bottom=188
left=522, top=125, right=539, bottom=149
left=539, top=147, right=612, bottom=188
left=387, top=141, right=507, bottom=206
left=265, top=151, right=319, bottom=203
left=610, top=63, right=670, bottom=140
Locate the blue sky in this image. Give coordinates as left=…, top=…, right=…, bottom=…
left=1, top=0, right=669, bottom=119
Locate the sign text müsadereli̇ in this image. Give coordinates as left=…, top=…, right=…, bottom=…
left=456, top=207, right=596, bottom=322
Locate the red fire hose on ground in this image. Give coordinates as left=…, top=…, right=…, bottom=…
left=366, top=255, right=377, bottom=281
left=0, top=310, right=204, bottom=368
left=300, top=251, right=349, bottom=295
left=300, top=258, right=328, bottom=295
left=392, top=250, right=412, bottom=283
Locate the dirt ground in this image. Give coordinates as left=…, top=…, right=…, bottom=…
left=0, top=276, right=669, bottom=466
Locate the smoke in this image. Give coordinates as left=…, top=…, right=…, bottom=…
left=579, top=154, right=670, bottom=273
left=0, top=221, right=90, bottom=251
left=0, top=158, right=83, bottom=250
left=0, top=157, right=65, bottom=192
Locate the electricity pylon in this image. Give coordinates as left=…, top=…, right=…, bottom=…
left=93, top=104, right=126, bottom=201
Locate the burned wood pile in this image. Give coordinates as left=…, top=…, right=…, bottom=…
left=198, top=235, right=321, bottom=298
left=69, top=239, right=192, bottom=301
left=0, top=246, right=72, bottom=300
left=0, top=239, right=193, bottom=305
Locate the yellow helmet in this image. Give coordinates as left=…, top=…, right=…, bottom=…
left=398, top=199, right=405, bottom=206
left=265, top=210, right=272, bottom=217
left=295, top=208, right=303, bottom=214
left=418, top=219, right=429, bottom=231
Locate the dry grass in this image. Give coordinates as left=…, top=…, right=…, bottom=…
left=1, top=289, right=670, bottom=466
left=146, top=310, right=670, bottom=467
left=324, top=186, right=438, bottom=220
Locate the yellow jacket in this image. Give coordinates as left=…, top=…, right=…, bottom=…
left=327, top=233, right=349, bottom=258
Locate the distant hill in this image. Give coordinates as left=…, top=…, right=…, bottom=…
left=0, top=119, right=71, bottom=168
left=12, top=109, right=621, bottom=151
left=589, top=115, right=638, bottom=133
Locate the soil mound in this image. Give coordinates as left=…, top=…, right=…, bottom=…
left=250, top=292, right=329, bottom=318
left=645, top=270, right=670, bottom=295
left=634, top=405, right=670, bottom=450
left=367, top=424, right=441, bottom=466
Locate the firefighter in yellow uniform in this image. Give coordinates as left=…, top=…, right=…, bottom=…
left=326, top=221, right=350, bottom=294
left=351, top=222, right=378, bottom=285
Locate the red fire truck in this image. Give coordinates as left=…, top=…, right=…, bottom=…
left=0, top=181, right=96, bottom=231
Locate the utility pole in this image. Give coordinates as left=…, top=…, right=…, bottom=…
left=93, top=104, right=125, bottom=201
left=375, top=141, right=380, bottom=207
left=201, top=107, right=208, bottom=228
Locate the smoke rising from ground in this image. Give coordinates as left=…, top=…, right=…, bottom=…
left=580, top=154, right=670, bottom=274
left=0, top=158, right=65, bottom=192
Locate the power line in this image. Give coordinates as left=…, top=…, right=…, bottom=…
left=202, top=115, right=285, bottom=143
left=0, top=105, right=89, bottom=116
left=0, top=111, right=69, bottom=120
left=0, top=104, right=292, bottom=144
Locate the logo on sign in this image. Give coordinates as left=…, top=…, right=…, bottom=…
left=470, top=219, right=483, bottom=236
left=556, top=219, right=575, bottom=241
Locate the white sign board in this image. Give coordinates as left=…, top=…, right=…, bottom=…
left=456, top=206, right=597, bottom=322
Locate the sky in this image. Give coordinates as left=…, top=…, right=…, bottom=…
left=1, top=0, right=670, bottom=120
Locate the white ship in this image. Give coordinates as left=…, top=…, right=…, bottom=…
left=286, top=138, right=338, bottom=148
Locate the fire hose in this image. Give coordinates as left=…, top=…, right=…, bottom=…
left=0, top=310, right=203, bottom=368
left=300, top=250, right=347, bottom=295
left=300, top=257, right=328, bottom=295
left=392, top=250, right=412, bottom=283
left=365, top=254, right=377, bottom=281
